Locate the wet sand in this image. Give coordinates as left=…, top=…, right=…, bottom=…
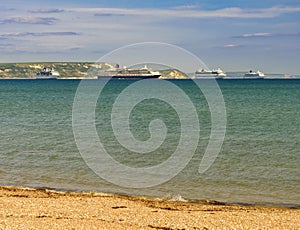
left=0, top=186, right=299, bottom=229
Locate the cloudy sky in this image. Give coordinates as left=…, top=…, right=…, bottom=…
left=0, top=0, right=300, bottom=74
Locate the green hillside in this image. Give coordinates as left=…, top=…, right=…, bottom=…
left=0, top=62, right=95, bottom=79
left=0, top=62, right=188, bottom=79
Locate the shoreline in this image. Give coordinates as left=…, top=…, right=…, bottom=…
left=0, top=186, right=299, bottom=229
left=3, top=184, right=300, bottom=210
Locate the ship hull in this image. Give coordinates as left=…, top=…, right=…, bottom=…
left=243, top=74, right=264, bottom=79
left=194, top=74, right=224, bottom=79
left=98, top=74, right=161, bottom=80
left=242, top=77, right=263, bottom=79
left=36, top=76, right=58, bottom=80
left=195, top=75, right=220, bottom=78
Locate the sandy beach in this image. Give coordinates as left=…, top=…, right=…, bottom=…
left=0, top=186, right=299, bottom=229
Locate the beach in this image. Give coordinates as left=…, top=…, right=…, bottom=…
left=0, top=186, right=299, bottom=229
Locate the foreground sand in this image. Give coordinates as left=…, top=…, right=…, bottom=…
left=0, top=186, right=299, bottom=229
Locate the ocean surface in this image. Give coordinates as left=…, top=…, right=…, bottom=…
left=0, top=78, right=299, bottom=207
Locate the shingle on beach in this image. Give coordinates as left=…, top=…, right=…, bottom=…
left=0, top=186, right=299, bottom=229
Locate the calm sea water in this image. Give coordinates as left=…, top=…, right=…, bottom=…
left=0, top=78, right=299, bottom=207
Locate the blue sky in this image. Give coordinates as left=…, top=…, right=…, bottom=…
left=0, top=0, right=300, bottom=74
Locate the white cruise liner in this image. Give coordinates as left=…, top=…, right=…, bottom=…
left=194, top=68, right=226, bottom=78
left=36, top=67, right=59, bottom=79
left=243, top=70, right=265, bottom=79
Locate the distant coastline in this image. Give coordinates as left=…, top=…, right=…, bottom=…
left=0, top=62, right=298, bottom=79
left=0, top=62, right=188, bottom=79
left=0, top=62, right=93, bottom=79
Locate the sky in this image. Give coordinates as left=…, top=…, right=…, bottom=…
left=0, top=0, right=300, bottom=74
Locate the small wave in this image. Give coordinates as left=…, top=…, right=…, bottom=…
left=159, top=194, right=188, bottom=202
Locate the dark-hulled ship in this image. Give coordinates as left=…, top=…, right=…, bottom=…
left=98, top=64, right=161, bottom=79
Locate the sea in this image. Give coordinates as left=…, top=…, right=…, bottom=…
left=0, top=77, right=299, bottom=208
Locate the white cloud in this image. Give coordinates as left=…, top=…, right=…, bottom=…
left=240, top=33, right=272, bottom=38
left=29, top=8, right=64, bottom=13
left=171, top=5, right=199, bottom=10
left=0, top=32, right=80, bottom=38
left=0, top=16, right=58, bottom=25
left=236, top=32, right=300, bottom=38
left=70, top=5, right=300, bottom=19
left=224, top=44, right=241, bottom=48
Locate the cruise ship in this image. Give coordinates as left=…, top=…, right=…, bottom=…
left=243, top=70, right=265, bottom=79
left=194, top=68, right=226, bottom=78
left=98, top=64, right=161, bottom=79
left=36, top=67, right=59, bottom=79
